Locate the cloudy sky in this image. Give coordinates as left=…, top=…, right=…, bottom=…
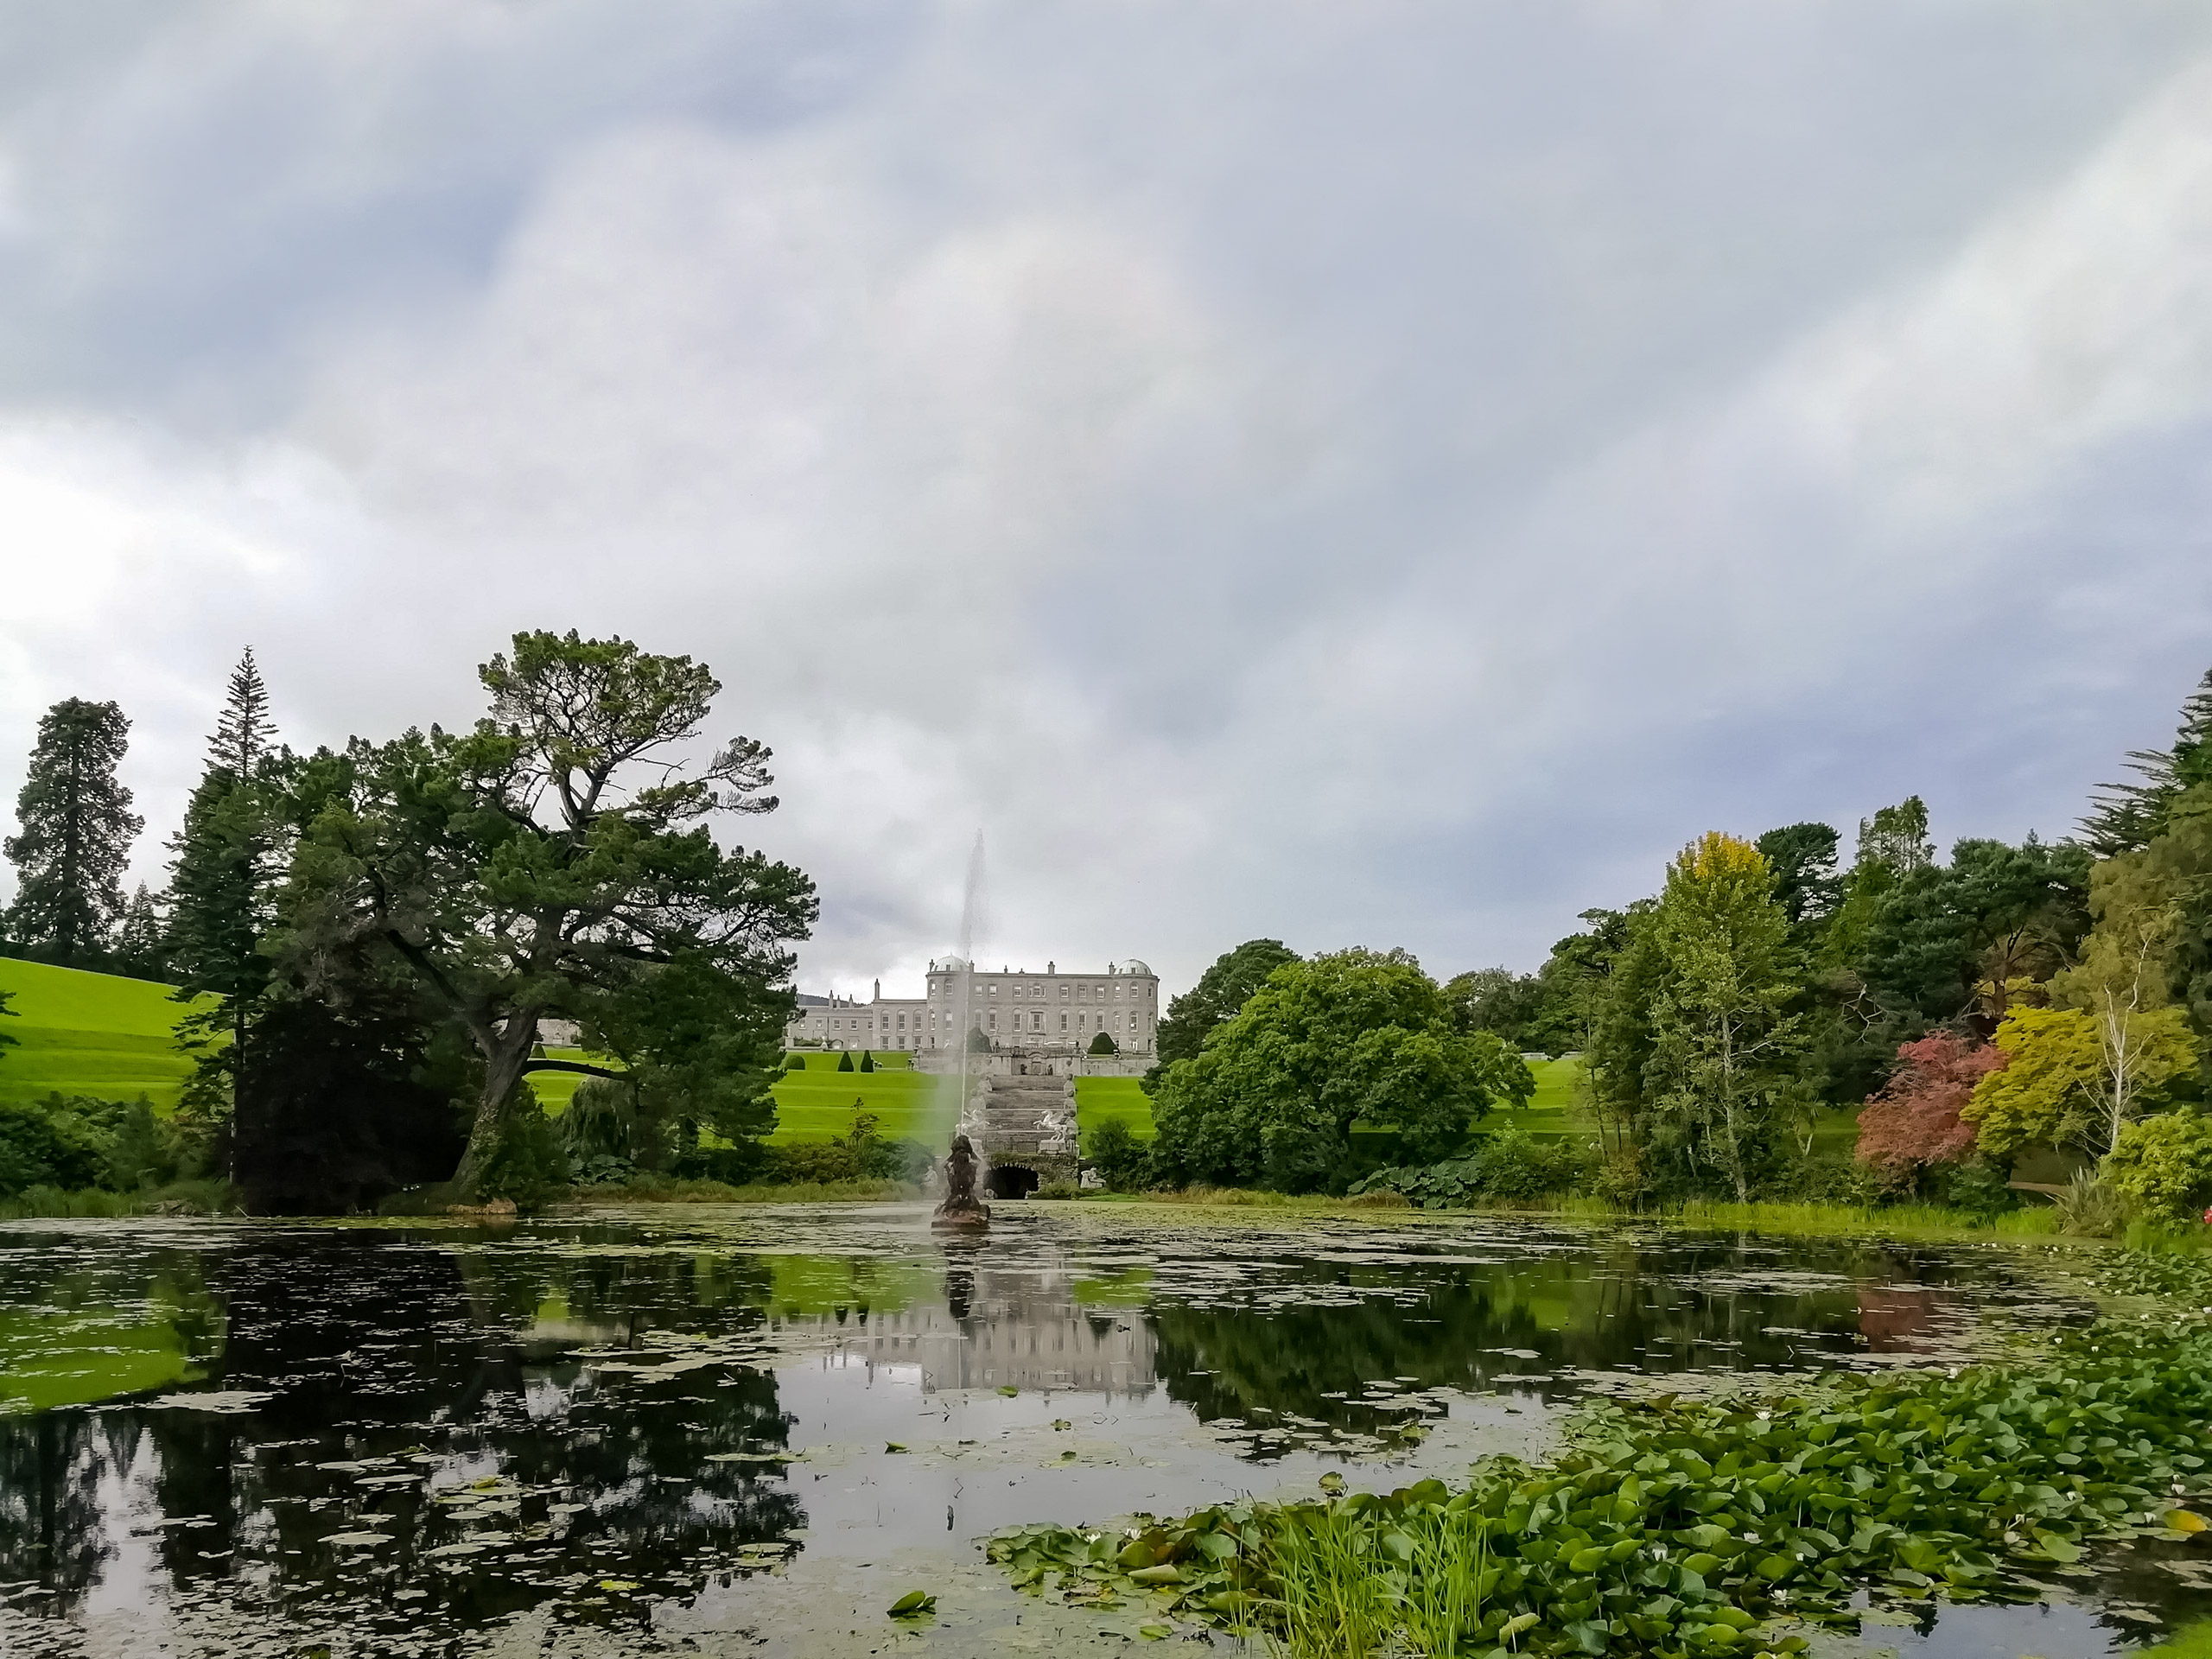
left=3, top=3, right=2211, bottom=1000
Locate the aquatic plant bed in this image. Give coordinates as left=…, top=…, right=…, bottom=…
left=990, top=1314, right=2212, bottom=1656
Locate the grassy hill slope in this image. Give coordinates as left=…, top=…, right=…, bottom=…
left=0, top=958, right=204, bottom=1108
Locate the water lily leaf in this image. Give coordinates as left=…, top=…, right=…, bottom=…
left=998, top=1385, right=1020, bottom=1397
left=2168, top=1510, right=2208, bottom=1534
left=1318, top=1473, right=1345, bottom=1493
left=887, top=1590, right=937, bottom=1616
left=1128, top=1565, right=1183, bottom=1585
left=885, top=1442, right=909, bottom=1453
left=597, top=1580, right=639, bottom=1592
left=1138, top=1624, right=1173, bottom=1639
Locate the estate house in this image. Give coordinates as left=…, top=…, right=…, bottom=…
left=785, top=957, right=1160, bottom=1058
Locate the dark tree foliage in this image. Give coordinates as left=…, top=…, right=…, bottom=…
left=2082, top=665, right=2212, bottom=856
left=209, top=647, right=275, bottom=776
left=837, top=1051, right=855, bottom=1071
left=231, top=989, right=472, bottom=1214
left=1442, top=967, right=1549, bottom=1050
left=1084, top=1116, right=1147, bottom=1189
left=1526, top=908, right=1637, bottom=1066
left=1755, top=823, right=1842, bottom=928
left=168, top=656, right=291, bottom=1124
left=1148, top=938, right=1298, bottom=1084
left=1857, top=796, right=1934, bottom=874
left=111, top=885, right=169, bottom=982
left=1858, top=836, right=2091, bottom=1027
left=3, top=699, right=143, bottom=967
left=272, top=632, right=815, bottom=1197
left=1088, top=1028, right=1118, bottom=1056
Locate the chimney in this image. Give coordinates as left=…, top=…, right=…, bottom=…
left=873, top=978, right=881, bottom=1002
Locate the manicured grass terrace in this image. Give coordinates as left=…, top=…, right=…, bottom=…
left=0, top=957, right=207, bottom=1108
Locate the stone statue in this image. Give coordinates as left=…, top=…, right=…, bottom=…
left=933, top=1133, right=990, bottom=1230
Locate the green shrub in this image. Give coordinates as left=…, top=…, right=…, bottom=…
left=1088, top=1030, right=1117, bottom=1056
left=858, top=1051, right=875, bottom=1072
left=837, top=1051, right=855, bottom=1071
left=1348, top=1128, right=1590, bottom=1206
left=2106, top=1111, right=2212, bottom=1220
left=1085, top=1116, right=1150, bottom=1191
left=0, top=1094, right=124, bottom=1196
left=474, top=1090, right=571, bottom=1207
left=1927, top=1157, right=2019, bottom=1221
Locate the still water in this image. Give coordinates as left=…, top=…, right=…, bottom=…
left=0, top=1204, right=2177, bottom=1657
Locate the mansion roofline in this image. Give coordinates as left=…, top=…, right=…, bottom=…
left=786, top=958, right=1160, bottom=1055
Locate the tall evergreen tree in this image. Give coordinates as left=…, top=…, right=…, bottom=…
left=2081, top=666, right=2212, bottom=855
left=3, top=698, right=143, bottom=966
left=167, top=655, right=288, bottom=1116
left=209, top=647, right=274, bottom=776
left=112, top=884, right=170, bottom=981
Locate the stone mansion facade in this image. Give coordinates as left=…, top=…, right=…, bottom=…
left=785, top=957, right=1160, bottom=1058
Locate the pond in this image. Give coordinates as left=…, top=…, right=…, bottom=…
left=0, top=1204, right=2184, bottom=1657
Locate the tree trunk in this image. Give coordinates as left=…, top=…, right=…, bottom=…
left=452, top=1012, right=541, bottom=1198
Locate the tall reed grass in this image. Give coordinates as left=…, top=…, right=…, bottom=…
left=1271, top=1498, right=1494, bottom=1658
left=0, top=1179, right=232, bottom=1220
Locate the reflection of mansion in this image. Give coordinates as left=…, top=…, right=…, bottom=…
left=786, top=957, right=1160, bottom=1062
left=822, top=1267, right=1157, bottom=1398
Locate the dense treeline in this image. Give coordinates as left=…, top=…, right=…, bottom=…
left=1123, top=666, right=2212, bottom=1214
left=1, top=632, right=816, bottom=1211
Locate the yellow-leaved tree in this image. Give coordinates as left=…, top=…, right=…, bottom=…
left=1962, top=1005, right=2196, bottom=1159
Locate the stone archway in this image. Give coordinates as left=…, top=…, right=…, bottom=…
left=984, top=1163, right=1040, bottom=1200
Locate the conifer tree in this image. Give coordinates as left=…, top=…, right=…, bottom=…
left=2082, top=666, right=2212, bottom=855
left=209, top=646, right=274, bottom=775
left=113, top=884, right=170, bottom=981
left=167, top=652, right=286, bottom=1110
left=3, top=698, right=143, bottom=966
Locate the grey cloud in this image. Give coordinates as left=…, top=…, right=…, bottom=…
left=3, top=2, right=2211, bottom=1001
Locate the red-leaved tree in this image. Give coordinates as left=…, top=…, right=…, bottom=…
left=1854, top=1032, right=2009, bottom=1190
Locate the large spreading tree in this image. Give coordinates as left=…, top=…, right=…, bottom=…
left=273, top=631, right=817, bottom=1195
left=3, top=698, right=143, bottom=967
left=1148, top=938, right=1299, bottom=1083
left=1149, top=948, right=1532, bottom=1192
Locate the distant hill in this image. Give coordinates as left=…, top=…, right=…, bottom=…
left=0, top=958, right=204, bottom=1107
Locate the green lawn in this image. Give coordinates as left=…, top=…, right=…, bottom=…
left=1076, top=1075, right=1154, bottom=1144
left=771, top=1052, right=957, bottom=1144
left=0, top=958, right=207, bottom=1108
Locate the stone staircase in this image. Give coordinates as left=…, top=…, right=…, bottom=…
left=972, top=1072, right=1079, bottom=1190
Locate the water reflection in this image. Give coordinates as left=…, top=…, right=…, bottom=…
left=0, top=1212, right=2101, bottom=1656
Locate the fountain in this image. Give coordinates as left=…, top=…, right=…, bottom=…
left=933, top=831, right=992, bottom=1232
left=932, top=1132, right=990, bottom=1230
